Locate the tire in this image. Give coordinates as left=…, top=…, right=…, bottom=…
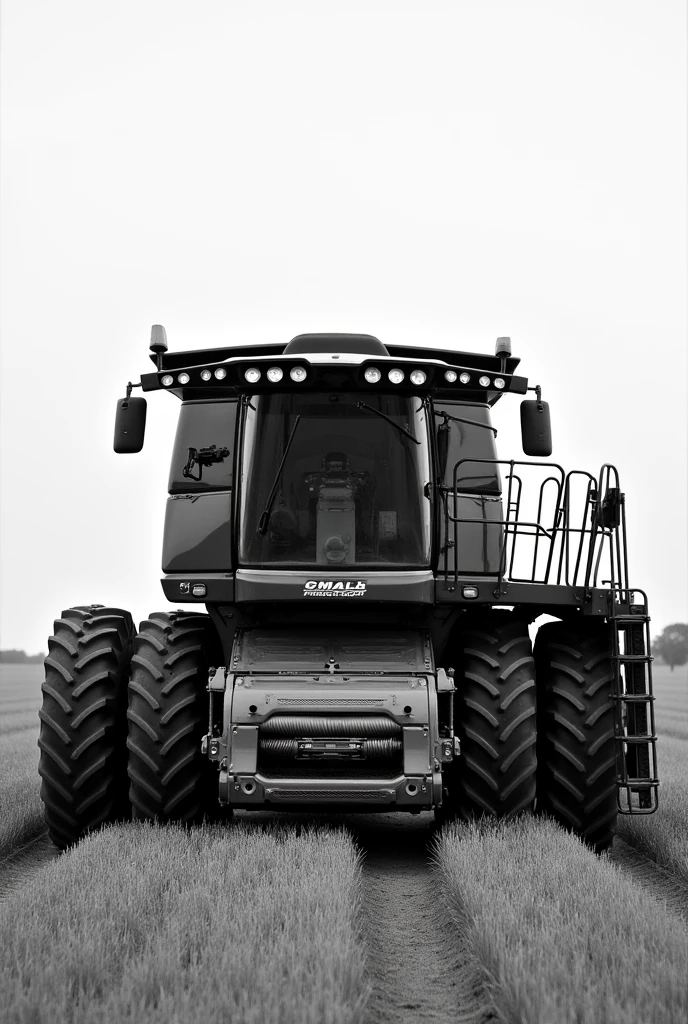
left=38, top=605, right=134, bottom=849
left=127, top=611, right=220, bottom=823
left=446, top=613, right=537, bottom=820
left=534, top=619, right=617, bottom=853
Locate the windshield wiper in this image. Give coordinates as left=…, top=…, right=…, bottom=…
left=356, top=402, right=420, bottom=444
left=433, top=409, right=497, bottom=436
left=256, top=415, right=302, bottom=535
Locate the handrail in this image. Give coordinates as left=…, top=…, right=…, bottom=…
left=442, top=457, right=628, bottom=592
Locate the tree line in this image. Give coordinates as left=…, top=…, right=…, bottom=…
left=0, top=650, right=46, bottom=663
left=1, top=626, right=686, bottom=669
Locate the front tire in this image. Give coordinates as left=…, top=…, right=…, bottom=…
left=127, top=611, right=220, bottom=823
left=445, top=613, right=537, bottom=820
left=39, top=605, right=134, bottom=849
left=534, top=619, right=617, bottom=853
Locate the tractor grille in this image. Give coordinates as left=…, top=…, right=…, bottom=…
left=275, top=697, right=386, bottom=707
left=257, top=714, right=403, bottom=780
left=265, top=789, right=394, bottom=803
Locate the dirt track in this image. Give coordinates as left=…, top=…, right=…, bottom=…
left=348, top=812, right=497, bottom=1024
left=237, top=809, right=497, bottom=1024
left=0, top=830, right=59, bottom=902
left=610, top=837, right=688, bottom=925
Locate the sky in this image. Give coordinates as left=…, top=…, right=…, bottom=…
left=1, top=0, right=686, bottom=653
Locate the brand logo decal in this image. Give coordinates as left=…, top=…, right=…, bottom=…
left=303, top=580, right=367, bottom=598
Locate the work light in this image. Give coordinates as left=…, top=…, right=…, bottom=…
left=177, top=373, right=190, bottom=385
left=479, top=375, right=491, bottom=387
left=214, top=368, right=227, bottom=380
left=388, top=369, right=404, bottom=384
left=494, top=377, right=505, bottom=389
left=459, top=372, right=471, bottom=384
left=410, top=370, right=426, bottom=386
left=364, top=367, right=381, bottom=383
left=200, top=370, right=212, bottom=381
left=290, top=366, right=307, bottom=382
left=244, top=367, right=261, bottom=383
left=267, top=367, right=283, bottom=382
left=444, top=370, right=458, bottom=383
left=161, top=375, right=174, bottom=386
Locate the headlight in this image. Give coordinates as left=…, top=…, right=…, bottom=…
left=364, top=367, right=381, bottom=383
left=444, top=370, right=458, bottom=383
left=459, top=372, right=471, bottom=384
left=161, top=375, right=174, bottom=387
left=410, top=370, right=426, bottom=386
left=267, top=367, right=283, bottom=382
left=479, top=375, right=491, bottom=387
left=200, top=369, right=212, bottom=381
left=290, top=366, right=307, bottom=382
left=244, top=367, right=261, bottom=383
left=177, top=372, right=190, bottom=385
left=214, top=368, right=227, bottom=380
left=388, top=368, right=404, bottom=384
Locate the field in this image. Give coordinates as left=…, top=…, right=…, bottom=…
left=0, top=661, right=687, bottom=1022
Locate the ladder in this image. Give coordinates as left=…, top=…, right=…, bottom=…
left=610, top=593, right=659, bottom=814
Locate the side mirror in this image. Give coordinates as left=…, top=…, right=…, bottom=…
left=520, top=400, right=552, bottom=457
left=114, top=396, right=147, bottom=453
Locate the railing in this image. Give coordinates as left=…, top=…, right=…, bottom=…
left=442, top=458, right=630, bottom=594
left=442, top=460, right=658, bottom=815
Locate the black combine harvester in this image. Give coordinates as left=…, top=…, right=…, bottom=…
left=39, top=329, right=658, bottom=852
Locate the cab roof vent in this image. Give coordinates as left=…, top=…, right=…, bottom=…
left=285, top=333, right=388, bottom=356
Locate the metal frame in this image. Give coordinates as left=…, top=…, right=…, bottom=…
left=442, top=457, right=657, bottom=815
left=443, top=459, right=632, bottom=593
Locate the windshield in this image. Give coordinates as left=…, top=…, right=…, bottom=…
left=239, top=393, right=431, bottom=568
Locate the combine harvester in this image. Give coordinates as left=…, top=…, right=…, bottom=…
left=39, top=329, right=658, bottom=852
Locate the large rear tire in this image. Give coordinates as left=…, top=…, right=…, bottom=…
left=39, top=605, right=134, bottom=849
left=445, top=613, right=537, bottom=820
left=127, top=611, right=220, bottom=823
left=534, top=619, right=617, bottom=853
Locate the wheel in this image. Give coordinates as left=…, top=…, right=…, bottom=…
left=445, top=612, right=537, bottom=820
left=127, top=611, right=220, bottom=823
left=38, top=605, right=134, bottom=849
left=534, top=619, right=617, bottom=853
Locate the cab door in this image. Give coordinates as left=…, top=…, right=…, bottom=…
left=162, top=399, right=237, bottom=573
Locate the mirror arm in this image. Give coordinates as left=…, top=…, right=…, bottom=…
left=527, top=383, right=543, bottom=409
left=125, top=381, right=143, bottom=399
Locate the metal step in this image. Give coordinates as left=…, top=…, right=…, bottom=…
left=609, top=611, right=658, bottom=815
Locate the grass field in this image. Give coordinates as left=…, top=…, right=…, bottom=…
left=0, top=665, right=44, bottom=858
left=0, top=659, right=686, bottom=1022
left=435, top=815, right=688, bottom=1024
left=0, top=821, right=367, bottom=1024
left=616, top=664, right=688, bottom=880
left=434, top=663, right=688, bottom=1024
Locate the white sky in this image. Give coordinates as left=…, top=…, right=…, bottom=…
left=1, top=0, right=686, bottom=653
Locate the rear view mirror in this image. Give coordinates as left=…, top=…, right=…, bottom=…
left=114, top=396, right=147, bottom=453
left=520, top=400, right=552, bottom=457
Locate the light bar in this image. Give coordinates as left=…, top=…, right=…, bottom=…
left=141, top=357, right=528, bottom=395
